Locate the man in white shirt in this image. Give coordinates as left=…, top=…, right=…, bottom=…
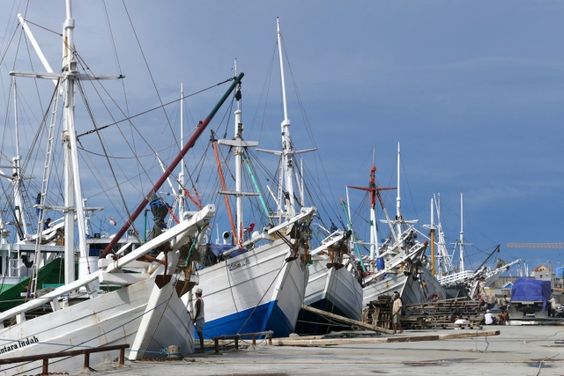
left=548, top=296, right=557, bottom=317
left=484, top=309, right=495, bottom=325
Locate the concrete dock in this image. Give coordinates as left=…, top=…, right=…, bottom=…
left=80, top=325, right=563, bottom=376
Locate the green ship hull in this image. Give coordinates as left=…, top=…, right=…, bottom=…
left=0, top=257, right=64, bottom=312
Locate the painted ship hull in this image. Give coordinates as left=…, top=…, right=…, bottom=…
left=296, top=260, right=363, bottom=334
left=0, top=205, right=216, bottom=375
left=196, top=237, right=309, bottom=338
left=0, top=277, right=193, bottom=375
left=363, top=267, right=445, bottom=306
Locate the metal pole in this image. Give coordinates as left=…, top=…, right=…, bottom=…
left=100, top=73, right=244, bottom=258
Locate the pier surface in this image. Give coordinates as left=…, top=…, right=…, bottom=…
left=80, top=325, right=563, bottom=376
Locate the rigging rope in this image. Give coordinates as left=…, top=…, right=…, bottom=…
left=16, top=18, right=61, bottom=37
left=284, top=48, right=345, bottom=229
left=102, top=0, right=130, bottom=117
left=119, top=0, right=178, bottom=152
left=76, top=79, right=234, bottom=138
left=75, top=79, right=137, bottom=231
left=0, top=23, right=19, bottom=69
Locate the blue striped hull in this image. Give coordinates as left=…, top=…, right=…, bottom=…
left=201, top=300, right=293, bottom=339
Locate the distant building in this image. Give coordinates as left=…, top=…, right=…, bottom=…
left=531, top=264, right=552, bottom=281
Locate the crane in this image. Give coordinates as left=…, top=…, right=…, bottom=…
left=506, top=242, right=564, bottom=249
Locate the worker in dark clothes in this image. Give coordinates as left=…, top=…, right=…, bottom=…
left=194, top=287, right=205, bottom=351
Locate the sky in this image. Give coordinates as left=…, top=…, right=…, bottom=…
left=0, top=0, right=562, bottom=273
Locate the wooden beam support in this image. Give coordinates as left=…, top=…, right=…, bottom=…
left=272, top=329, right=500, bottom=347
left=301, top=304, right=393, bottom=334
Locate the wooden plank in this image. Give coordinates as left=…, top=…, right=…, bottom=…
left=272, top=337, right=388, bottom=347
left=386, top=335, right=440, bottom=343
left=439, top=329, right=500, bottom=340
left=272, top=330, right=500, bottom=347
left=301, top=304, right=393, bottom=334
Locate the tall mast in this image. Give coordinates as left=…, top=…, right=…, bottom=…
left=434, top=193, right=451, bottom=274
left=255, top=18, right=316, bottom=222
left=233, top=110, right=244, bottom=242
left=344, top=186, right=355, bottom=258
left=395, top=142, right=402, bottom=235
left=299, top=159, right=304, bottom=207
left=348, top=149, right=397, bottom=270
left=459, top=192, right=465, bottom=271
left=62, top=0, right=88, bottom=284
left=368, top=157, right=378, bottom=270
left=234, top=60, right=243, bottom=241
left=13, top=78, right=20, bottom=181
left=12, top=77, right=28, bottom=237
left=178, top=83, right=185, bottom=219
left=276, top=17, right=296, bottom=218
left=218, top=64, right=258, bottom=245
left=348, top=161, right=378, bottom=269
left=430, top=197, right=436, bottom=276
left=12, top=1, right=124, bottom=282
left=345, top=187, right=353, bottom=233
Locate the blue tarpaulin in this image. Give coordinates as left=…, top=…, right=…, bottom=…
left=208, top=244, right=247, bottom=258
left=510, top=278, right=551, bottom=302
left=376, top=257, right=385, bottom=270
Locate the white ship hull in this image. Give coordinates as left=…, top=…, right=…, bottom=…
left=196, top=238, right=309, bottom=338
left=296, top=260, right=362, bottom=334
left=0, top=277, right=193, bottom=375
left=0, top=205, right=215, bottom=375
left=363, top=267, right=445, bottom=306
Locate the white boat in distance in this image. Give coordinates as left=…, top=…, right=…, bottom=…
left=355, top=145, right=445, bottom=306
left=361, top=225, right=445, bottom=306
left=431, top=193, right=521, bottom=299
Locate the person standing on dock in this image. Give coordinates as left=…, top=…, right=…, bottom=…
left=500, top=294, right=510, bottom=311
left=548, top=295, right=557, bottom=317
left=392, top=291, right=403, bottom=334
left=484, top=309, right=496, bottom=325
left=194, top=287, right=205, bottom=351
